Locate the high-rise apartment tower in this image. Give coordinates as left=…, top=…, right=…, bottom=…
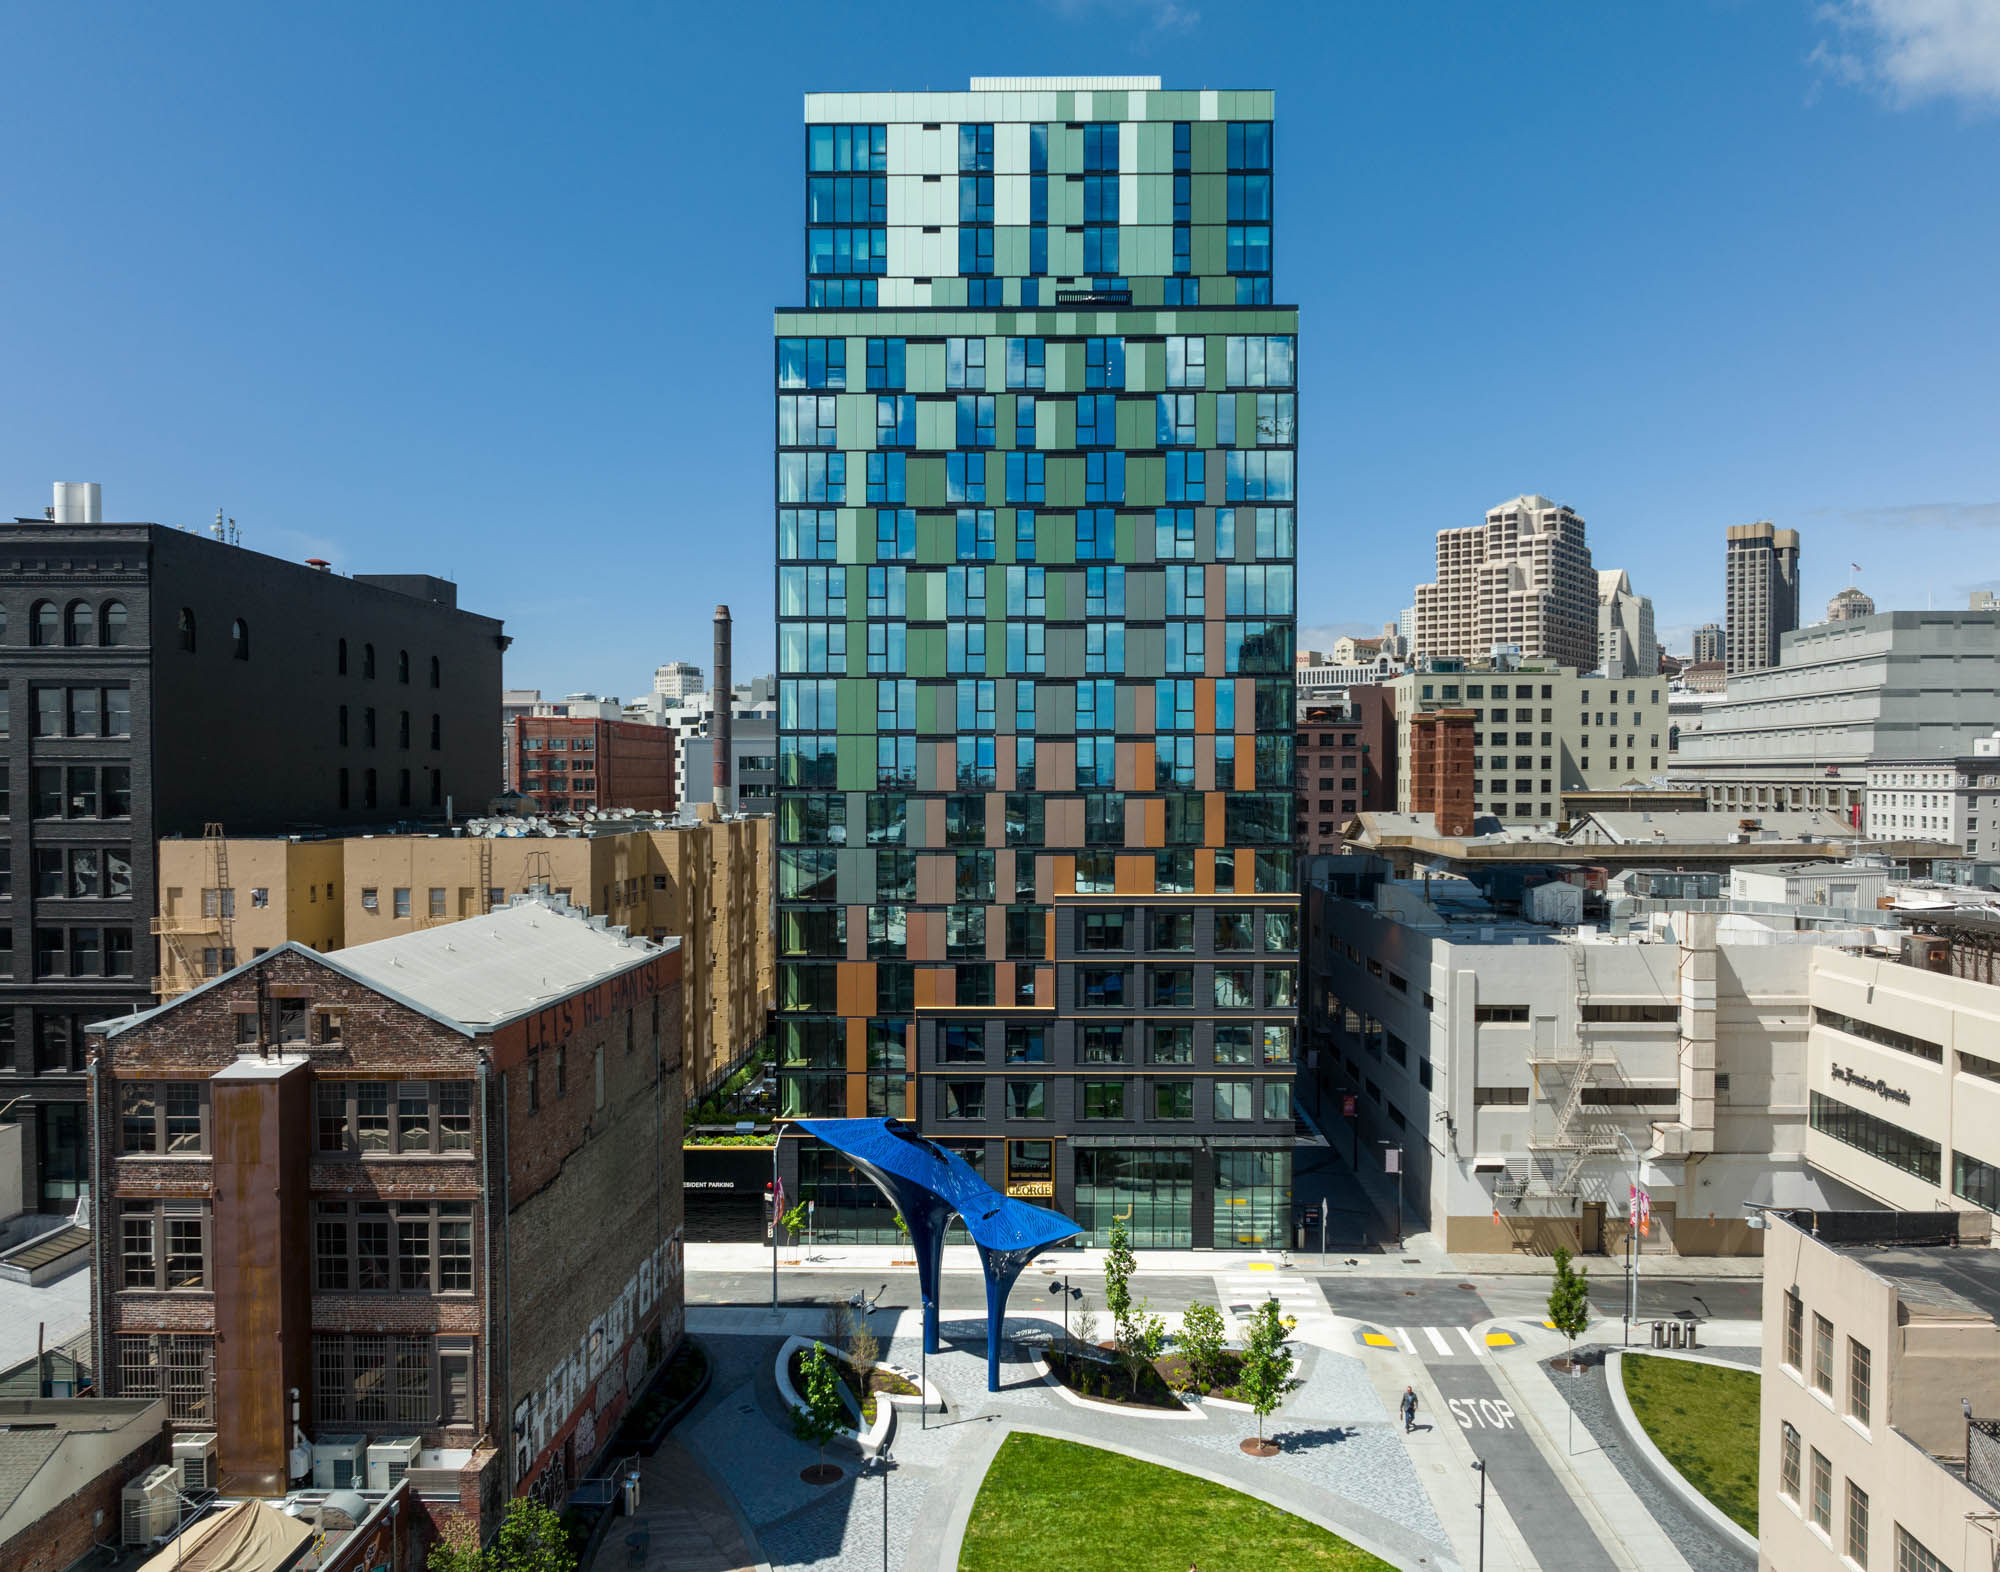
left=773, top=79, right=1300, bottom=1248
left=1724, top=521, right=1800, bottom=674
left=1412, top=494, right=1595, bottom=670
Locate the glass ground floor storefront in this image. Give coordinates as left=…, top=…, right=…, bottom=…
left=776, top=1134, right=1291, bottom=1251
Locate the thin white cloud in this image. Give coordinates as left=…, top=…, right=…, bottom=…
left=1043, top=0, right=1202, bottom=34
left=1813, top=0, right=2000, bottom=109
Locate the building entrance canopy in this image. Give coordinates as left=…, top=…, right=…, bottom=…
left=796, top=1117, right=1079, bottom=1390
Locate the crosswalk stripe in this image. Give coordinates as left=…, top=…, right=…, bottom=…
left=1424, top=1326, right=1455, bottom=1357
left=1396, top=1326, right=1418, bottom=1356
left=1457, top=1326, right=1486, bottom=1359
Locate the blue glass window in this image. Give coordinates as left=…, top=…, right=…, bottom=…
left=1224, top=450, right=1294, bottom=502
left=1155, top=510, right=1196, bottom=561
left=778, top=451, right=846, bottom=503
left=1007, top=622, right=1045, bottom=674
left=779, top=620, right=846, bottom=673
left=1156, top=393, right=1197, bottom=445
left=866, top=452, right=906, bottom=503
left=957, top=678, right=996, bottom=730
left=947, top=620, right=987, bottom=673
left=1156, top=680, right=1196, bottom=730
left=1164, top=562, right=1204, bottom=614
left=968, top=278, right=1003, bottom=306
left=1173, top=173, right=1191, bottom=224
left=1215, top=507, right=1237, bottom=558
left=959, top=175, right=994, bottom=223
left=1005, top=451, right=1046, bottom=504
left=876, top=394, right=915, bottom=447
left=1084, top=338, right=1125, bottom=390
left=780, top=508, right=839, bottom=561
left=1085, top=566, right=1125, bottom=617
left=956, top=736, right=996, bottom=789
left=1006, top=565, right=1046, bottom=617
left=1077, top=508, right=1116, bottom=560
left=778, top=338, right=846, bottom=390
left=957, top=396, right=997, bottom=447
left=1254, top=507, right=1296, bottom=559
left=947, top=566, right=987, bottom=617
left=1163, top=277, right=1200, bottom=306
left=1028, top=227, right=1047, bottom=276
left=947, top=452, right=987, bottom=503
left=866, top=623, right=907, bottom=674
left=779, top=678, right=839, bottom=730
left=1227, top=174, right=1272, bottom=221
left=1226, top=122, right=1272, bottom=171
left=808, top=227, right=887, bottom=275
left=866, top=337, right=905, bottom=390
left=1083, top=225, right=1119, bottom=275
left=959, top=226, right=995, bottom=275
left=1015, top=511, right=1037, bottom=561
left=1082, top=123, right=1119, bottom=172
left=1226, top=225, right=1270, bottom=274
left=1224, top=564, right=1296, bottom=616
left=807, top=176, right=885, bottom=223
left=1084, top=450, right=1125, bottom=503
left=1019, top=278, right=1041, bottom=306
left=1255, top=393, right=1296, bottom=444
left=866, top=566, right=906, bottom=616
left=1164, top=450, right=1204, bottom=502
left=947, top=337, right=987, bottom=390
left=1173, top=122, right=1191, bottom=172
left=1030, top=124, right=1048, bottom=172
left=1216, top=680, right=1237, bottom=731
left=1165, top=620, right=1205, bottom=673
left=959, top=123, right=994, bottom=173
left=807, top=278, right=877, bottom=307
left=1235, top=278, right=1273, bottom=306
left=1083, top=175, right=1119, bottom=222
left=779, top=394, right=838, bottom=446
left=876, top=508, right=915, bottom=561
left=1077, top=393, right=1116, bottom=447
left=877, top=735, right=916, bottom=787
left=1217, top=395, right=1237, bottom=446
left=1165, top=336, right=1205, bottom=388
left=1076, top=680, right=1115, bottom=730
left=779, top=564, right=846, bottom=617
left=1224, top=336, right=1296, bottom=388
left=877, top=679, right=915, bottom=730
left=1029, top=176, right=1048, bottom=223
left=1085, top=621, right=1124, bottom=674
left=1173, top=226, right=1191, bottom=274
left=1006, top=338, right=1046, bottom=389
left=1015, top=680, right=1037, bottom=729
left=956, top=508, right=996, bottom=560
left=1015, top=395, right=1036, bottom=448
left=809, top=124, right=887, bottom=173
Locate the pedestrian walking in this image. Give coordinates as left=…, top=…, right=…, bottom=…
left=1401, top=1385, right=1418, bottom=1432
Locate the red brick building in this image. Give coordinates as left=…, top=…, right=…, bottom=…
left=512, top=717, right=674, bottom=814
left=86, top=892, right=685, bottom=1533
left=1295, top=685, right=1398, bottom=854
left=1410, top=708, right=1477, bottom=837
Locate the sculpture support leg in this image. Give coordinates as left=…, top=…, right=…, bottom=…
left=978, top=1247, right=1036, bottom=1393
left=915, top=1211, right=947, bottom=1355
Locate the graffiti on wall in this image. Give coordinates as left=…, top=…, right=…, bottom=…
left=513, top=1226, right=683, bottom=1491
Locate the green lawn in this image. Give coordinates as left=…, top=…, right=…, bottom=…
left=957, top=1434, right=1395, bottom=1572
left=1620, top=1354, right=1760, bottom=1534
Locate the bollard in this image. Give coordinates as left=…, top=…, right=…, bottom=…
left=1682, top=1318, right=1698, bottom=1349
left=1651, top=1320, right=1666, bottom=1348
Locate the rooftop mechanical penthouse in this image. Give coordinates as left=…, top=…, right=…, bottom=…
left=774, top=79, right=1301, bottom=1248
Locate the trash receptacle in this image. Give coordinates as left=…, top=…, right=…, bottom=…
left=1651, top=1320, right=1667, bottom=1347
left=1682, top=1318, right=1698, bottom=1349
left=623, top=1470, right=642, bottom=1515
left=1672, top=1320, right=1688, bottom=1348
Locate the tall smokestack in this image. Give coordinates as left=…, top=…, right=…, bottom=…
left=712, top=604, right=732, bottom=810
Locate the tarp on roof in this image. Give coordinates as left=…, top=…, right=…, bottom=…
left=138, top=1500, right=314, bottom=1572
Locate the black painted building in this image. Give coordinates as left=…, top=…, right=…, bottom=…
left=0, top=496, right=507, bottom=1205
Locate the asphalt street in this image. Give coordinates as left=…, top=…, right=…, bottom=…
left=1314, top=1273, right=1760, bottom=1329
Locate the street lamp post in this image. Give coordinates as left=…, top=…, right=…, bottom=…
left=1472, top=1460, right=1487, bottom=1572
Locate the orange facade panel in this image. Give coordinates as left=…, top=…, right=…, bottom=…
left=1132, top=741, right=1156, bottom=792
left=844, top=1016, right=869, bottom=1075
left=1114, top=854, right=1152, bottom=894
left=1141, top=796, right=1165, bottom=848
left=836, top=962, right=878, bottom=1019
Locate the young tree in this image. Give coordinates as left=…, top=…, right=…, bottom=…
left=1114, top=1299, right=1168, bottom=1399
left=1103, top=1214, right=1136, bottom=1329
left=424, top=1514, right=487, bottom=1572
left=1547, top=1245, right=1592, bottom=1363
left=1237, top=1298, right=1300, bottom=1450
left=791, top=1343, right=847, bottom=1474
left=781, top=1200, right=809, bottom=1246
left=1073, top=1289, right=1101, bottom=1352
left=487, top=1498, right=576, bottom=1572
left=834, top=1299, right=880, bottom=1376
left=1176, top=1300, right=1228, bottom=1395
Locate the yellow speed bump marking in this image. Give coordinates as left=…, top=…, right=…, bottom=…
left=1355, top=1327, right=1398, bottom=1349
left=1242, top=1261, right=1276, bottom=1271
left=1484, top=1331, right=1518, bottom=1348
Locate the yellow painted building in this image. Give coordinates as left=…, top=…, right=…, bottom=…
left=155, top=812, right=773, bottom=1098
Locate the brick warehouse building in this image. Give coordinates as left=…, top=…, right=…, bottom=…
left=1295, top=685, right=1395, bottom=855
left=510, top=714, right=676, bottom=815
left=0, top=484, right=506, bottom=1210
left=84, top=891, right=685, bottom=1526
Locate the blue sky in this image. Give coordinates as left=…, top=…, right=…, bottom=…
left=3, top=0, right=1996, bottom=692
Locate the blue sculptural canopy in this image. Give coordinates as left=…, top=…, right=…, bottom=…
left=796, top=1116, right=1079, bottom=1258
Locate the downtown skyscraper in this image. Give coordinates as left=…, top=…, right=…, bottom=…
left=774, top=79, right=1298, bottom=1249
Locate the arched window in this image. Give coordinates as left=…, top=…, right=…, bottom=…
left=430, top=713, right=442, bottom=749
left=100, top=601, right=127, bottom=646
left=429, top=654, right=440, bottom=688
left=31, top=601, right=58, bottom=647
left=232, top=619, right=250, bottom=661
left=398, top=649, right=410, bottom=684
left=338, top=637, right=348, bottom=675
left=64, top=600, right=93, bottom=647
left=177, top=607, right=197, bottom=652
left=363, top=642, right=376, bottom=678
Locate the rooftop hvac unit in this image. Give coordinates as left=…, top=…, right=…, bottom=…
left=311, top=1435, right=367, bottom=1490
left=122, top=1465, right=181, bottom=1545
left=172, top=1432, right=219, bottom=1494
left=366, top=1435, right=422, bottom=1491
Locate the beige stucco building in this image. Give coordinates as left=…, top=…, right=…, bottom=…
left=153, top=814, right=772, bottom=1099
left=1759, top=1208, right=1999, bottom=1572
